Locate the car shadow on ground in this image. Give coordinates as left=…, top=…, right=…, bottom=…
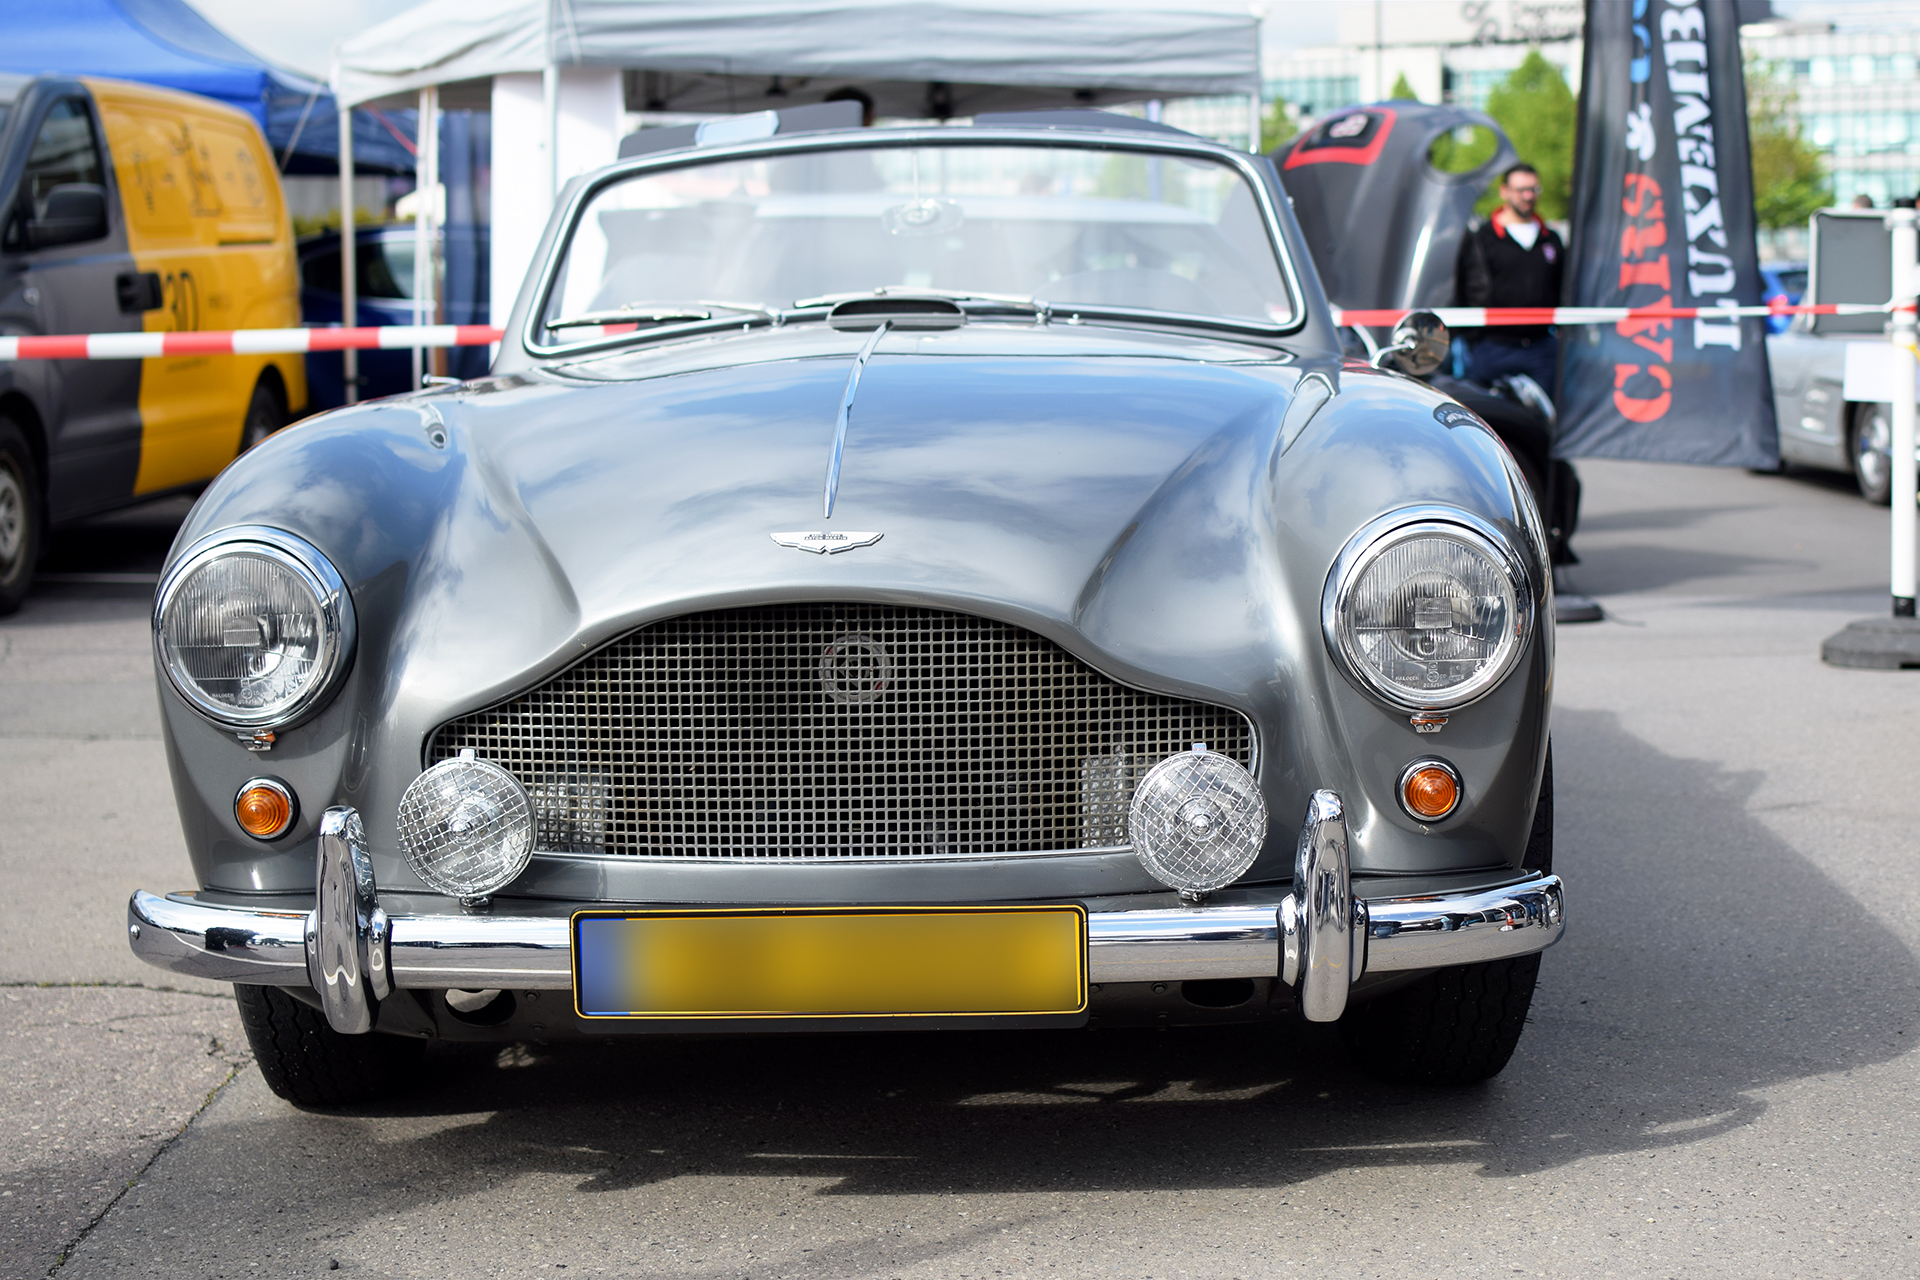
left=178, top=705, right=1916, bottom=1213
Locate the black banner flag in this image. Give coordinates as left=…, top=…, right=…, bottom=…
left=1556, top=0, right=1778, bottom=466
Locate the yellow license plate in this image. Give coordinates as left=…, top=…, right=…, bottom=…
left=571, top=905, right=1088, bottom=1020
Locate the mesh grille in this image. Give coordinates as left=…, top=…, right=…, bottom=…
left=427, top=604, right=1255, bottom=859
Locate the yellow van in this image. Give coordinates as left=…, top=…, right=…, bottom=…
left=0, top=74, right=306, bottom=612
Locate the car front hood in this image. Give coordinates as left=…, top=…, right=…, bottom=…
left=461, top=332, right=1300, bottom=681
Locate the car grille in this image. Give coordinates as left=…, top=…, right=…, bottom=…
left=427, top=604, right=1255, bottom=859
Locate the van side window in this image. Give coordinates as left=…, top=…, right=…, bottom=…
left=5, top=98, right=107, bottom=250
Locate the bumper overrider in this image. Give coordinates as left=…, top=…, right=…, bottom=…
left=127, top=790, right=1564, bottom=1035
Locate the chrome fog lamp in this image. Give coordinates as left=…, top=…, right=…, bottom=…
left=396, top=752, right=535, bottom=898
left=154, top=527, right=354, bottom=729
left=1127, top=746, right=1268, bottom=899
left=1324, top=511, right=1532, bottom=713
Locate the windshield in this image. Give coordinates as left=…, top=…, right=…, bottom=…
left=536, top=141, right=1293, bottom=347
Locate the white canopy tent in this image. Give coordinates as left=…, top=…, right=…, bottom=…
left=329, top=0, right=1265, bottom=399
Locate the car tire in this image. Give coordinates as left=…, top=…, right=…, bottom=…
left=234, top=983, right=423, bottom=1109
left=1338, top=747, right=1552, bottom=1086
left=0, top=418, right=43, bottom=617
left=1850, top=403, right=1893, bottom=506
left=238, top=378, right=286, bottom=454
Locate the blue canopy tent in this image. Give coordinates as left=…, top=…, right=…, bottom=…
left=0, top=0, right=416, bottom=173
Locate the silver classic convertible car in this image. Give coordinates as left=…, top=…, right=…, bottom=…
left=128, top=111, right=1564, bottom=1105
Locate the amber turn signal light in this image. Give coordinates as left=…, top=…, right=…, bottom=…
left=235, top=778, right=296, bottom=840
left=1399, top=760, right=1460, bottom=821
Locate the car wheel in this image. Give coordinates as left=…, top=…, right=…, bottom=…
left=234, top=983, right=423, bottom=1109
left=238, top=378, right=287, bottom=454
left=1338, top=747, right=1552, bottom=1085
left=1851, top=403, right=1893, bottom=506
left=0, top=418, right=43, bottom=617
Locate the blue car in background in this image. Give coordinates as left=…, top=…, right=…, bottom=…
left=298, top=225, right=490, bottom=407
left=1762, top=261, right=1807, bottom=335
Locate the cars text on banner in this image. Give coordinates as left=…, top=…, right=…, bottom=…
left=1556, top=0, right=1778, bottom=467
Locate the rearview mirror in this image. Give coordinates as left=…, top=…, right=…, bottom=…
left=1373, top=310, right=1450, bottom=378
left=26, top=183, right=107, bottom=250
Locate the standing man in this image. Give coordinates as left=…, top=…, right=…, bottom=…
left=1455, top=162, right=1565, bottom=397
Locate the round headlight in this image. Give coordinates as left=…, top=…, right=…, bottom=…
left=1324, top=513, right=1532, bottom=713
left=154, top=528, right=355, bottom=729
left=397, top=753, right=535, bottom=898
left=1128, top=747, right=1268, bottom=898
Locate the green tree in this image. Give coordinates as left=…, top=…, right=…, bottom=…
left=1261, top=98, right=1298, bottom=153
left=1481, top=50, right=1577, bottom=221
left=1746, top=56, right=1829, bottom=230
left=1389, top=72, right=1420, bottom=102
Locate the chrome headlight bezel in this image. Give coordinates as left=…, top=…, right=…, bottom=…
left=1321, top=506, right=1536, bottom=714
left=152, top=526, right=356, bottom=731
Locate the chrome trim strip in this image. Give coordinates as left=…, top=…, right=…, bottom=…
left=306, top=807, right=388, bottom=1034
left=1365, top=876, right=1565, bottom=972
left=521, top=127, right=1308, bottom=361
left=824, top=320, right=890, bottom=518
left=1289, top=789, right=1356, bottom=1023
left=127, top=877, right=1563, bottom=996
left=1087, top=904, right=1279, bottom=982
left=387, top=914, right=572, bottom=989
left=127, top=890, right=309, bottom=983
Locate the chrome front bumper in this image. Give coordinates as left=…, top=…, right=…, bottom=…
left=128, top=791, right=1565, bottom=1034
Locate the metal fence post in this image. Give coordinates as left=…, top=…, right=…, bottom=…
left=1889, top=207, right=1917, bottom=618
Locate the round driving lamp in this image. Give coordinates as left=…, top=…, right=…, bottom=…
left=1324, top=512, right=1532, bottom=713
left=153, top=528, right=355, bottom=730
left=1127, top=746, right=1267, bottom=898
left=397, top=752, right=535, bottom=898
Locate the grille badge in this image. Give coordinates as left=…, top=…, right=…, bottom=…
left=820, top=633, right=892, bottom=704
left=771, top=530, right=883, bottom=554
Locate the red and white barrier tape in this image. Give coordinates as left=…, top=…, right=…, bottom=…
left=1331, top=301, right=1911, bottom=327
left=0, top=324, right=504, bottom=361
left=0, top=303, right=1911, bottom=361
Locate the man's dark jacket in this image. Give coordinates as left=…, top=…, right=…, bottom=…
left=1454, top=215, right=1564, bottom=344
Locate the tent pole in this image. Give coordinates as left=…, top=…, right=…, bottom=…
left=544, top=0, right=560, bottom=213
left=413, top=86, right=438, bottom=389
left=1247, top=16, right=1264, bottom=154
left=339, top=99, right=358, bottom=406
left=544, top=63, right=560, bottom=213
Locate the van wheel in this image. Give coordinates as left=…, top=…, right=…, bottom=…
left=239, top=379, right=286, bottom=454
left=0, top=418, right=42, bottom=616
left=1851, top=403, right=1893, bottom=505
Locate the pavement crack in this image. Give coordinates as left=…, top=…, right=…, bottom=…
left=43, top=1056, right=251, bottom=1276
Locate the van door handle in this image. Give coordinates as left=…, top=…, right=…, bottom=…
left=116, top=271, right=163, bottom=313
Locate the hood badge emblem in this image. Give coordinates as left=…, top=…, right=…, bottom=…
left=771, top=531, right=883, bottom=555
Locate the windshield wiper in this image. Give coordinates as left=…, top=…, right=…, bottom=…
left=546, top=300, right=777, bottom=331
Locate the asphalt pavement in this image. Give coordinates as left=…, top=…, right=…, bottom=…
left=2, top=461, right=1917, bottom=1278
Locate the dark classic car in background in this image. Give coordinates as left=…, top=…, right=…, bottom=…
left=127, top=112, right=1565, bottom=1106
